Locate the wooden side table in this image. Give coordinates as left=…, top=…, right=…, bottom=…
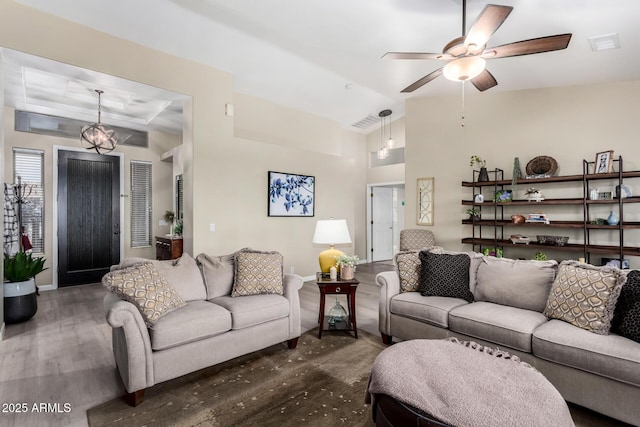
left=155, top=236, right=183, bottom=260
left=316, top=277, right=359, bottom=339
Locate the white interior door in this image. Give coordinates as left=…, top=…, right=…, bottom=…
left=372, top=187, right=394, bottom=261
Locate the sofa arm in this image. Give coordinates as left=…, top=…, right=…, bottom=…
left=283, top=273, right=303, bottom=339
left=103, top=294, right=154, bottom=393
left=376, top=271, right=401, bottom=337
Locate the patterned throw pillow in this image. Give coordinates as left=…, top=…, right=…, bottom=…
left=543, top=261, right=626, bottom=334
left=418, top=252, right=474, bottom=302
left=232, top=250, right=284, bottom=297
left=102, top=262, right=186, bottom=326
left=396, top=251, right=421, bottom=292
left=611, top=270, right=640, bottom=343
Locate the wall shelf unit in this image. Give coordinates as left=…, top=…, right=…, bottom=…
left=462, top=156, right=640, bottom=264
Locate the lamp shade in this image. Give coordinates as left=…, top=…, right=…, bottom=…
left=443, top=56, right=486, bottom=82
left=313, top=219, right=352, bottom=245
left=313, top=219, right=352, bottom=273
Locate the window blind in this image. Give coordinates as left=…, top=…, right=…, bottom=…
left=130, top=161, right=152, bottom=247
left=13, top=148, right=45, bottom=253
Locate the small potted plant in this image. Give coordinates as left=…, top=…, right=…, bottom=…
left=335, top=254, right=359, bottom=280
left=470, top=155, right=489, bottom=182
left=466, top=208, right=481, bottom=221
left=173, top=219, right=183, bottom=236
left=525, top=187, right=544, bottom=202
left=3, top=251, right=47, bottom=324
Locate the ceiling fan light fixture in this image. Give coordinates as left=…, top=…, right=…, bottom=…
left=443, top=56, right=486, bottom=82
left=80, top=89, right=118, bottom=154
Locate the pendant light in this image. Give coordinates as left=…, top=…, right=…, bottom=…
left=377, top=109, right=393, bottom=159
left=80, top=89, right=118, bottom=154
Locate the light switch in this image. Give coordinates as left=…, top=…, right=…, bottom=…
left=209, top=223, right=216, bottom=232
left=225, top=103, right=234, bottom=117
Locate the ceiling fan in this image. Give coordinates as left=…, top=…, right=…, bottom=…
left=384, top=0, right=572, bottom=93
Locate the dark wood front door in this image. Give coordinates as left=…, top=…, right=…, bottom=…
left=58, top=150, right=120, bottom=286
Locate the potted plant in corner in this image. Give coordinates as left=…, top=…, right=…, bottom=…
left=3, top=251, right=47, bottom=324
left=335, top=254, right=359, bottom=280
left=470, top=155, right=489, bottom=182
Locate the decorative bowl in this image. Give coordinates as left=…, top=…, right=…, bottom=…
left=536, top=235, right=569, bottom=246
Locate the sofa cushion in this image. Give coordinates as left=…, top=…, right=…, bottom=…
left=611, top=270, right=640, bottom=343
left=475, top=257, right=558, bottom=312
left=395, top=251, right=421, bottom=292
left=449, top=302, right=548, bottom=352
left=196, top=252, right=236, bottom=299
left=390, top=293, right=468, bottom=328
left=212, top=294, right=289, bottom=330
left=543, top=261, right=626, bottom=334
left=153, top=253, right=206, bottom=302
left=102, top=262, right=186, bottom=326
left=419, top=252, right=474, bottom=302
left=149, top=300, right=232, bottom=351
left=232, top=250, right=284, bottom=296
left=533, top=319, right=640, bottom=387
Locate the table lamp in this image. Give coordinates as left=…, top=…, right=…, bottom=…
left=312, top=219, right=352, bottom=272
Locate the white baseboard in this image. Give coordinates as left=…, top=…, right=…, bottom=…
left=301, top=275, right=316, bottom=282
left=37, top=283, right=56, bottom=292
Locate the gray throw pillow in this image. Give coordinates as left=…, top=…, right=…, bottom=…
left=419, top=252, right=474, bottom=302
left=611, top=270, right=640, bottom=343
left=475, top=257, right=558, bottom=312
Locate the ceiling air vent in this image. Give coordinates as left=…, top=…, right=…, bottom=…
left=351, top=114, right=380, bottom=130
left=588, top=33, right=620, bottom=52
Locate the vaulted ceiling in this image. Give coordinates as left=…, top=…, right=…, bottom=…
left=9, top=0, right=640, bottom=133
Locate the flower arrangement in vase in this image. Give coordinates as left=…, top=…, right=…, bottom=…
left=470, top=155, right=489, bottom=182
left=335, top=254, right=359, bottom=280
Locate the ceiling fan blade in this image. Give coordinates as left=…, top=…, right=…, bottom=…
left=401, top=68, right=443, bottom=93
left=470, top=69, right=498, bottom=92
left=483, top=34, right=572, bottom=59
left=464, top=4, right=513, bottom=52
left=383, top=52, right=452, bottom=61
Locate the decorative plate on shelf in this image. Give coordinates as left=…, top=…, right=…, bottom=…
left=526, top=156, right=558, bottom=176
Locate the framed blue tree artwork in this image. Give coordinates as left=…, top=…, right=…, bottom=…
left=268, top=171, right=315, bottom=217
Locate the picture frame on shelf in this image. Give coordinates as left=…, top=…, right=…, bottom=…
left=268, top=171, right=315, bottom=217
left=595, top=150, right=613, bottom=174
left=597, top=191, right=613, bottom=200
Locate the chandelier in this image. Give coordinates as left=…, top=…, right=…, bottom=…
left=80, top=89, right=118, bottom=154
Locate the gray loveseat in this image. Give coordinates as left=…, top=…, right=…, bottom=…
left=377, top=251, right=640, bottom=426
left=103, top=251, right=302, bottom=406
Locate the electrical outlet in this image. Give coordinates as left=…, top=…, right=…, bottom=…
left=209, top=223, right=216, bottom=232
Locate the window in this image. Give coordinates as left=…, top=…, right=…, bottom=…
left=130, top=161, right=152, bottom=247
left=13, top=148, right=45, bottom=254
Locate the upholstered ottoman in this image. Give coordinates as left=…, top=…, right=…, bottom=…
left=366, top=338, right=574, bottom=427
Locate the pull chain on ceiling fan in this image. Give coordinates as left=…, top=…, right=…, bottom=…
left=383, top=0, right=572, bottom=93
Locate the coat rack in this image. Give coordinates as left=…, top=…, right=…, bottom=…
left=5, top=176, right=35, bottom=253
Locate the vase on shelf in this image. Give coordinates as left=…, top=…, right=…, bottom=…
left=607, top=211, right=619, bottom=226
left=477, top=167, right=490, bottom=182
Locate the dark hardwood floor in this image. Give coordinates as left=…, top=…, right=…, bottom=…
left=0, top=260, right=628, bottom=426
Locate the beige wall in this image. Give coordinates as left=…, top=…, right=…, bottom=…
left=405, top=80, right=640, bottom=266
left=0, top=2, right=366, bottom=282
left=231, top=93, right=368, bottom=273
left=3, top=108, right=179, bottom=285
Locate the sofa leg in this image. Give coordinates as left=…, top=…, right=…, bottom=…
left=125, top=389, right=145, bottom=407
left=381, top=333, right=393, bottom=345
left=287, top=337, right=299, bottom=349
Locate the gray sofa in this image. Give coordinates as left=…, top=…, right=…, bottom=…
left=377, top=252, right=640, bottom=426
left=103, top=251, right=302, bottom=406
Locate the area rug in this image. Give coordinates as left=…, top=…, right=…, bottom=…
left=87, top=329, right=385, bottom=426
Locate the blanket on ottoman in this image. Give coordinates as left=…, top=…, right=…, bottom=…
left=366, top=338, right=574, bottom=427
